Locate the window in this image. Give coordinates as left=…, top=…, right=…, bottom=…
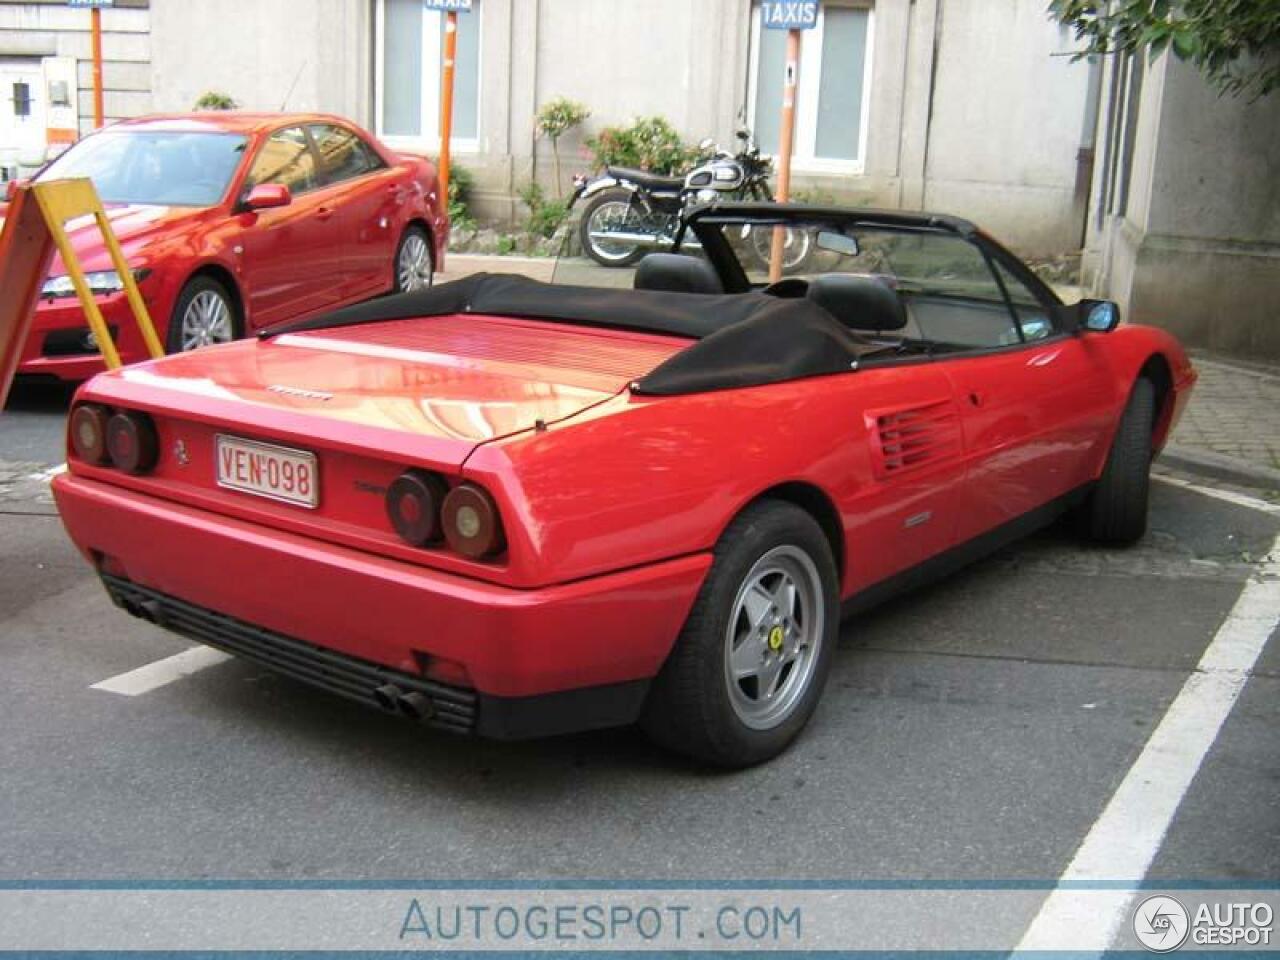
left=12, top=81, right=31, bottom=118
left=39, top=131, right=248, bottom=207
left=748, top=2, right=873, bottom=172
left=309, top=124, right=385, bottom=185
left=377, top=0, right=480, bottom=150
left=245, top=127, right=318, bottom=196
left=863, top=232, right=1021, bottom=349
left=991, top=258, right=1055, bottom=342
left=704, top=219, right=1039, bottom=351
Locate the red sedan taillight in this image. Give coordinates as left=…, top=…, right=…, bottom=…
left=105, top=410, right=158, bottom=474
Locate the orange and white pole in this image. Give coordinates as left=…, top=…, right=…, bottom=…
left=437, top=10, right=458, bottom=207
left=769, top=28, right=801, bottom=283
left=90, top=6, right=105, bottom=128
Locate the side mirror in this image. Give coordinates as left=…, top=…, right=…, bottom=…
left=243, top=183, right=291, bottom=211
left=1058, top=298, right=1120, bottom=334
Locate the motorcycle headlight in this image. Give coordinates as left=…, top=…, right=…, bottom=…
left=41, top=268, right=150, bottom=299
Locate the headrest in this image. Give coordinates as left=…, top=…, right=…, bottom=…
left=634, top=253, right=725, bottom=295
left=806, top=274, right=907, bottom=332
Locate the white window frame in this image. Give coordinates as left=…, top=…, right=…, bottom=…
left=374, top=0, right=481, bottom=155
left=746, top=2, right=874, bottom=175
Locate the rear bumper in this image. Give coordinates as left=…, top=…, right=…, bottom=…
left=53, top=473, right=709, bottom=731
left=101, top=574, right=651, bottom=739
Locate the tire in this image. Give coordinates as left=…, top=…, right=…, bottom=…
left=166, top=275, right=240, bottom=354
left=641, top=500, right=839, bottom=767
left=578, top=188, right=649, bottom=267
left=394, top=225, right=433, bottom=293
left=1078, top=377, right=1156, bottom=545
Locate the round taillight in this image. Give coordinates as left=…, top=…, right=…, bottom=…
left=442, top=483, right=506, bottom=559
left=386, top=470, right=447, bottom=545
left=106, top=410, right=158, bottom=474
left=70, top=404, right=111, bottom=464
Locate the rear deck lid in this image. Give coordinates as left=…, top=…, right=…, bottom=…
left=90, top=313, right=690, bottom=467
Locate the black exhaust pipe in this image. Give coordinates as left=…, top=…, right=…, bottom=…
left=397, top=691, right=435, bottom=722
left=373, top=683, right=403, bottom=712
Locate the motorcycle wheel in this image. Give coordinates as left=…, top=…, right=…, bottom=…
left=579, top=188, right=651, bottom=268
left=747, top=224, right=812, bottom=274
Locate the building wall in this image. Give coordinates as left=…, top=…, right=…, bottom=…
left=1085, top=54, right=1280, bottom=360
left=0, top=0, right=150, bottom=172
left=148, top=0, right=369, bottom=119
left=9, top=0, right=1098, bottom=257
left=922, top=0, right=1094, bottom=254
left=453, top=0, right=1096, bottom=253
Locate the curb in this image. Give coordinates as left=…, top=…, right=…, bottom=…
left=445, top=253, right=554, bottom=268
left=1158, top=445, right=1280, bottom=492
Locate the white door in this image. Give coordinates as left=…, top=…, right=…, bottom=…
left=0, top=57, right=47, bottom=181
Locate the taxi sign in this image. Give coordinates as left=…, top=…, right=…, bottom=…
left=761, top=0, right=818, bottom=29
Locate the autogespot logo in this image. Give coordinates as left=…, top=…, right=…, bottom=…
left=1134, top=895, right=1191, bottom=952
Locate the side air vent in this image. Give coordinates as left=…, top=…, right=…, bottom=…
left=870, top=400, right=961, bottom=477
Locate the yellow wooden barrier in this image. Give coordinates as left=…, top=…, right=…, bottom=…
left=28, top=177, right=165, bottom=369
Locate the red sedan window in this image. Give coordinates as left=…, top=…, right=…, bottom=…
left=244, top=126, right=318, bottom=196
left=38, top=130, right=248, bottom=207
left=309, top=124, right=385, bottom=185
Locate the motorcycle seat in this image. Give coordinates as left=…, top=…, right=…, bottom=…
left=606, top=166, right=685, bottom=192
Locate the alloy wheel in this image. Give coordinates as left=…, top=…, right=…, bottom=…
left=723, top=544, right=825, bottom=730
left=180, top=290, right=235, bottom=351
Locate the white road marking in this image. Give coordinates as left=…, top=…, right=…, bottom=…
left=29, top=463, right=68, bottom=484
left=1155, top=473, right=1280, bottom=517
left=1017, top=530, right=1280, bottom=952
left=90, top=646, right=232, bottom=697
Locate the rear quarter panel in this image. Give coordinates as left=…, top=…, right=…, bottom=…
left=463, top=365, right=967, bottom=597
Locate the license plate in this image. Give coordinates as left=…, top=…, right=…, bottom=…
left=215, top=435, right=318, bottom=509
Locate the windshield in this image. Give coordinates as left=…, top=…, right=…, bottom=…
left=38, top=130, right=249, bottom=207
left=701, top=218, right=1056, bottom=350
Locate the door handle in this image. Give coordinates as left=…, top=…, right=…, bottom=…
left=315, top=206, right=335, bottom=221
left=968, top=391, right=985, bottom=407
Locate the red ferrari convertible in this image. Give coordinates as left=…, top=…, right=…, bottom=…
left=3, top=112, right=446, bottom=381
left=53, top=204, right=1196, bottom=766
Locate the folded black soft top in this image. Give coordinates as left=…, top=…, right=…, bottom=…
left=261, top=273, right=878, bottom=395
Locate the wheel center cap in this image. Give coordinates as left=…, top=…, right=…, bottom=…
left=768, top=625, right=785, bottom=652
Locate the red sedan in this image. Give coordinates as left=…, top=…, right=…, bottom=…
left=53, top=204, right=1195, bottom=766
left=3, top=112, right=446, bottom=381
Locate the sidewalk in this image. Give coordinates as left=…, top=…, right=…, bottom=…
left=1161, top=353, right=1280, bottom=492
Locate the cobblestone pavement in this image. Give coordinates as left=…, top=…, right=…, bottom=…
left=1167, top=354, right=1280, bottom=484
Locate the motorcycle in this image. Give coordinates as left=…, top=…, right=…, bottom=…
left=568, top=128, right=811, bottom=271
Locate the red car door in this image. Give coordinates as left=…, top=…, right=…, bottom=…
left=840, top=364, right=968, bottom=592
left=925, top=257, right=1117, bottom=542
left=235, top=126, right=346, bottom=329
left=308, top=123, right=402, bottom=301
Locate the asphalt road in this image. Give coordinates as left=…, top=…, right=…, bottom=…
left=1, top=385, right=1276, bottom=896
